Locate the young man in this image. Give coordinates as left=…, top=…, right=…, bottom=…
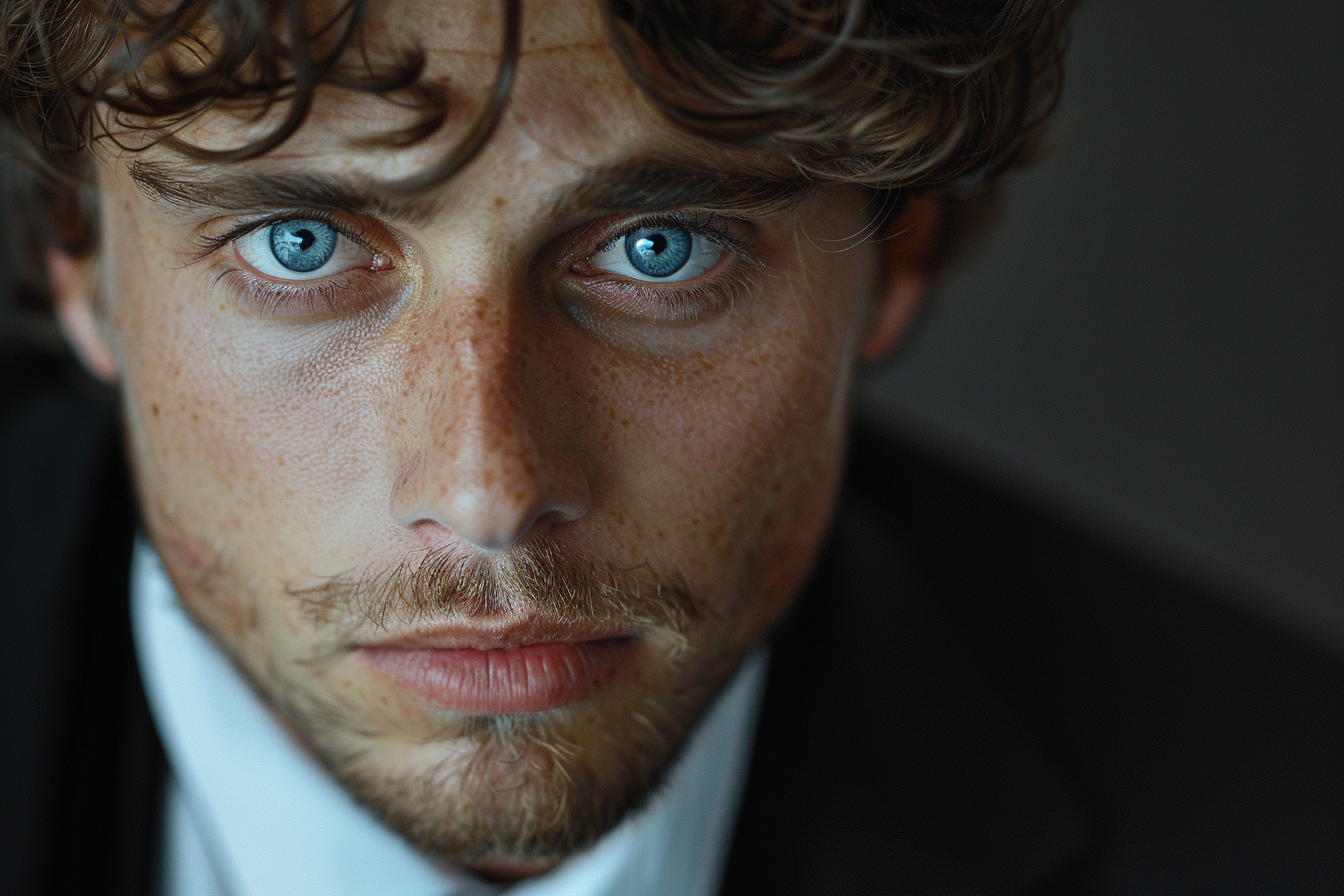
left=4, top=1, right=1341, bottom=894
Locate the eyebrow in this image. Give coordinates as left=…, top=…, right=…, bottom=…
left=128, top=160, right=440, bottom=225
left=560, top=159, right=815, bottom=219
left=128, top=156, right=814, bottom=225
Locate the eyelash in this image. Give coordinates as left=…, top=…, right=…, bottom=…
left=199, top=209, right=753, bottom=322
left=196, top=210, right=396, bottom=318
left=591, top=211, right=747, bottom=260
left=196, top=209, right=343, bottom=258
left=576, top=211, right=755, bottom=322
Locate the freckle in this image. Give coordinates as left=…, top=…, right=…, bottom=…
left=494, top=196, right=505, bottom=207
left=150, top=403, right=160, bottom=416
left=620, top=418, right=630, bottom=427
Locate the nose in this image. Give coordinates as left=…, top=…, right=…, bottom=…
left=389, top=291, right=589, bottom=551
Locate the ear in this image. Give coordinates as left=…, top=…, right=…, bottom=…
left=49, top=248, right=119, bottom=383
left=858, top=191, right=943, bottom=364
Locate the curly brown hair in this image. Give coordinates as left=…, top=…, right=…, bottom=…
left=0, top=0, right=1073, bottom=309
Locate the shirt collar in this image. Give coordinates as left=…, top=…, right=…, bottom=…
left=131, top=536, right=768, bottom=896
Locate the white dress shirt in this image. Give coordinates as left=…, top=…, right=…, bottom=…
left=131, top=538, right=768, bottom=896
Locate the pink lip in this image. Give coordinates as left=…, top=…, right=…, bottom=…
left=358, top=625, right=636, bottom=714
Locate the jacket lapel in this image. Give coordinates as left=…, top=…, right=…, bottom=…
left=0, top=340, right=167, bottom=896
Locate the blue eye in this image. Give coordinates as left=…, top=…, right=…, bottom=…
left=625, top=227, right=692, bottom=278
left=590, top=225, right=723, bottom=283
left=235, top=217, right=371, bottom=282
left=269, top=219, right=338, bottom=273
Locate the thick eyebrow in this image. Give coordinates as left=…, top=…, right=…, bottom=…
left=128, top=156, right=815, bottom=225
left=558, top=159, right=815, bottom=219
left=128, top=159, right=440, bottom=225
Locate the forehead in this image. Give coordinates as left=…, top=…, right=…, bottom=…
left=362, top=0, right=603, bottom=51
left=163, top=0, right=682, bottom=183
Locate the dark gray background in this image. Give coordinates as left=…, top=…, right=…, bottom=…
left=3, top=2, right=1339, bottom=649
left=858, top=0, right=1342, bottom=652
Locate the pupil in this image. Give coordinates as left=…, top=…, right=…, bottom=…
left=296, top=229, right=315, bottom=251
left=647, top=234, right=667, bottom=254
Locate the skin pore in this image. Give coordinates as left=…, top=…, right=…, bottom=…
left=53, top=0, right=934, bottom=879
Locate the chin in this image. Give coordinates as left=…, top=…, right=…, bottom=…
left=267, top=631, right=745, bottom=864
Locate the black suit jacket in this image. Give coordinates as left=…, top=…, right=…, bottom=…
left=4, top=322, right=1342, bottom=895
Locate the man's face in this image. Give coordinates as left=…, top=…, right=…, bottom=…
left=74, top=0, right=900, bottom=870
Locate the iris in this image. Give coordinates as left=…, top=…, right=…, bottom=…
left=624, top=227, right=693, bottom=278
left=269, top=220, right=338, bottom=273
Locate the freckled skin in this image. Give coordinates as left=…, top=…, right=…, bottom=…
left=78, top=0, right=905, bottom=875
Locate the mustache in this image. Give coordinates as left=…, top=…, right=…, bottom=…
left=288, top=538, right=702, bottom=641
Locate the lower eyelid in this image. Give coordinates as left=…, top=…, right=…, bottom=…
left=563, top=259, right=753, bottom=326
left=220, top=258, right=402, bottom=319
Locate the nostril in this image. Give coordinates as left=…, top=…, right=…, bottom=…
left=387, top=416, right=591, bottom=552
left=530, top=505, right=585, bottom=529
left=404, top=511, right=523, bottom=553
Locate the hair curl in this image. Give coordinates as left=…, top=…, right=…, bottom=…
left=1, top=0, right=1072, bottom=309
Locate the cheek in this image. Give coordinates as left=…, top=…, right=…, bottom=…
left=575, top=269, right=864, bottom=632
left=106, top=229, right=405, bottom=605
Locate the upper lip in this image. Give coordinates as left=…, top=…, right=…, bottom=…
left=354, top=619, right=634, bottom=652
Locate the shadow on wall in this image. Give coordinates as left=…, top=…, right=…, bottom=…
left=857, top=0, right=1343, bottom=653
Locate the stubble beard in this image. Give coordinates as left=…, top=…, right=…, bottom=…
left=309, top=666, right=727, bottom=864
left=243, top=538, right=742, bottom=865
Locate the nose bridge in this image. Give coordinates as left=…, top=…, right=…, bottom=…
left=395, top=286, right=578, bottom=550
left=442, top=296, right=537, bottom=484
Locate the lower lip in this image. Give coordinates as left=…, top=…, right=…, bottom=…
left=359, top=638, right=636, bottom=714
